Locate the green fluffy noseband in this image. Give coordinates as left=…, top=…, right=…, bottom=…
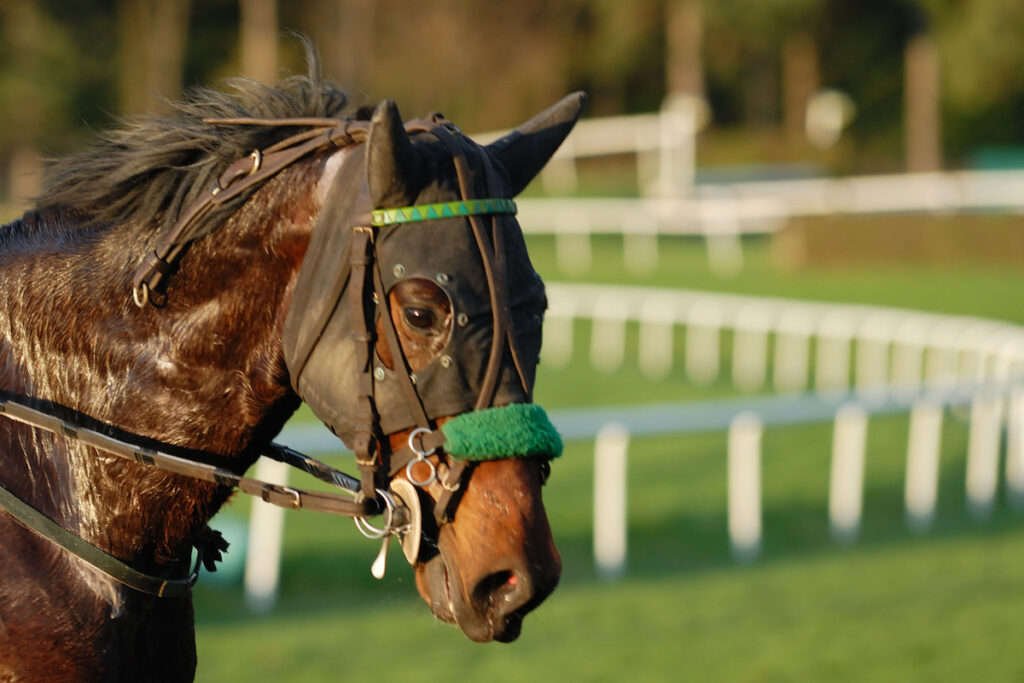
left=441, top=403, right=563, bottom=461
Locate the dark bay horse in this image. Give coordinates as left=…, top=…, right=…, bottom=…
left=0, top=67, right=585, bottom=681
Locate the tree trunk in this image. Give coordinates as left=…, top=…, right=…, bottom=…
left=239, top=0, right=279, bottom=84
left=118, top=0, right=190, bottom=115
left=665, top=0, right=704, bottom=98
left=904, top=33, right=942, bottom=172
left=782, top=33, right=820, bottom=144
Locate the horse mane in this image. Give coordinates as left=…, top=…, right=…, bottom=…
left=36, top=63, right=356, bottom=240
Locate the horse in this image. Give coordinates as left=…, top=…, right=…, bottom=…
left=0, top=63, right=586, bottom=681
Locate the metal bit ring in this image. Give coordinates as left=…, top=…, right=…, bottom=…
left=405, top=427, right=438, bottom=488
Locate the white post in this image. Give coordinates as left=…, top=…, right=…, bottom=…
left=891, top=316, right=930, bottom=395
left=815, top=314, right=854, bottom=394
left=966, top=394, right=1003, bottom=520
left=829, top=404, right=868, bottom=544
left=733, top=307, right=771, bottom=393
left=623, top=212, right=659, bottom=275
left=855, top=315, right=892, bottom=400
left=590, top=295, right=628, bottom=373
left=685, top=303, right=721, bottom=385
left=638, top=297, right=675, bottom=380
left=594, top=423, right=629, bottom=580
left=774, top=309, right=813, bottom=392
left=728, top=412, right=763, bottom=562
left=905, top=401, right=943, bottom=532
left=1006, top=386, right=1024, bottom=510
left=541, top=311, right=574, bottom=369
left=244, top=458, right=289, bottom=613
left=554, top=214, right=592, bottom=275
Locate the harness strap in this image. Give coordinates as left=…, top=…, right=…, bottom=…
left=0, top=395, right=373, bottom=518
left=0, top=482, right=197, bottom=598
left=348, top=227, right=381, bottom=498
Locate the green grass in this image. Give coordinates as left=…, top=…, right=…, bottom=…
left=194, top=235, right=1024, bottom=681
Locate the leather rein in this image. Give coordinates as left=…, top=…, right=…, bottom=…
left=0, top=111, right=537, bottom=596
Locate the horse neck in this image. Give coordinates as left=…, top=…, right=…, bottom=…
left=0, top=156, right=331, bottom=568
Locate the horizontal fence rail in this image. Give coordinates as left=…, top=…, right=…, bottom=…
left=543, top=282, right=1024, bottom=395
left=234, top=283, right=1024, bottom=604
left=476, top=108, right=1024, bottom=275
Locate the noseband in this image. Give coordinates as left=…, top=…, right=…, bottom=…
left=0, top=110, right=561, bottom=595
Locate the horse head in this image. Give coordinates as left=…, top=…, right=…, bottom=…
left=284, top=92, right=586, bottom=642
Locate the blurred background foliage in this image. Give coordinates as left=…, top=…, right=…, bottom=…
left=2, top=0, right=1024, bottom=209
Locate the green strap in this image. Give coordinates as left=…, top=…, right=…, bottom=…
left=0, top=482, right=196, bottom=598
left=370, top=198, right=517, bottom=227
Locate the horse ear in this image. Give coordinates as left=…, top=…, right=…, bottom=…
left=367, top=99, right=420, bottom=208
left=486, top=91, right=588, bottom=196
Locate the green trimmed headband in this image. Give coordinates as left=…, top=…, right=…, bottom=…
left=370, top=198, right=517, bottom=227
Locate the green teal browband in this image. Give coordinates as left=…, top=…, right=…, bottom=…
left=370, top=198, right=517, bottom=227
left=441, top=403, right=563, bottom=461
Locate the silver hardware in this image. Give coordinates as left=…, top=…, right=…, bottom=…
left=132, top=283, right=149, bottom=308
left=393, top=264, right=405, bottom=277
left=456, top=312, right=469, bottom=327
left=371, top=536, right=391, bottom=579
left=249, top=149, right=263, bottom=175
left=405, top=427, right=437, bottom=487
left=374, top=367, right=386, bottom=381
left=436, top=272, right=450, bottom=285
left=440, top=355, right=452, bottom=368
left=354, top=489, right=398, bottom=540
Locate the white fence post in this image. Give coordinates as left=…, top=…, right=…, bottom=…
left=638, top=297, right=675, bottom=380
left=774, top=309, right=813, bottom=392
left=594, top=423, right=629, bottom=579
left=541, top=310, right=574, bottom=369
left=965, top=394, right=1003, bottom=520
left=554, top=214, right=592, bottom=275
left=686, top=303, right=721, bottom=385
left=905, top=401, right=943, bottom=532
left=733, top=307, right=771, bottom=393
left=728, top=412, right=762, bottom=562
left=244, top=458, right=289, bottom=613
left=590, top=295, right=628, bottom=373
left=829, top=404, right=868, bottom=543
left=1006, top=386, right=1024, bottom=510
left=816, top=314, right=854, bottom=394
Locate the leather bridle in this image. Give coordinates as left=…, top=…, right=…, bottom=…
left=1, top=110, right=557, bottom=595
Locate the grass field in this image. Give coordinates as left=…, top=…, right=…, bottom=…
left=194, top=235, right=1024, bottom=681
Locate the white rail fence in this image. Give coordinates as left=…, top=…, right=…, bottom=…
left=543, top=282, right=1024, bottom=394
left=478, top=107, right=1024, bottom=276
left=236, top=283, right=1024, bottom=605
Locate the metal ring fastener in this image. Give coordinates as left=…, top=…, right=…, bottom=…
left=132, top=283, right=149, bottom=308
left=354, top=489, right=397, bottom=539
left=405, top=427, right=437, bottom=487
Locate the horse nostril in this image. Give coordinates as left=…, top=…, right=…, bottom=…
left=472, top=570, right=528, bottom=611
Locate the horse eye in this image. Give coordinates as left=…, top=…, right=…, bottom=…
left=403, top=306, right=435, bottom=330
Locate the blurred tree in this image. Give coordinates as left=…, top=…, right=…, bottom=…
left=118, top=0, right=191, bottom=114
left=918, top=0, right=1024, bottom=158
left=240, top=0, right=279, bottom=84
left=0, top=0, right=77, bottom=210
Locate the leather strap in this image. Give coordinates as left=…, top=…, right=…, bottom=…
left=0, top=481, right=197, bottom=598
